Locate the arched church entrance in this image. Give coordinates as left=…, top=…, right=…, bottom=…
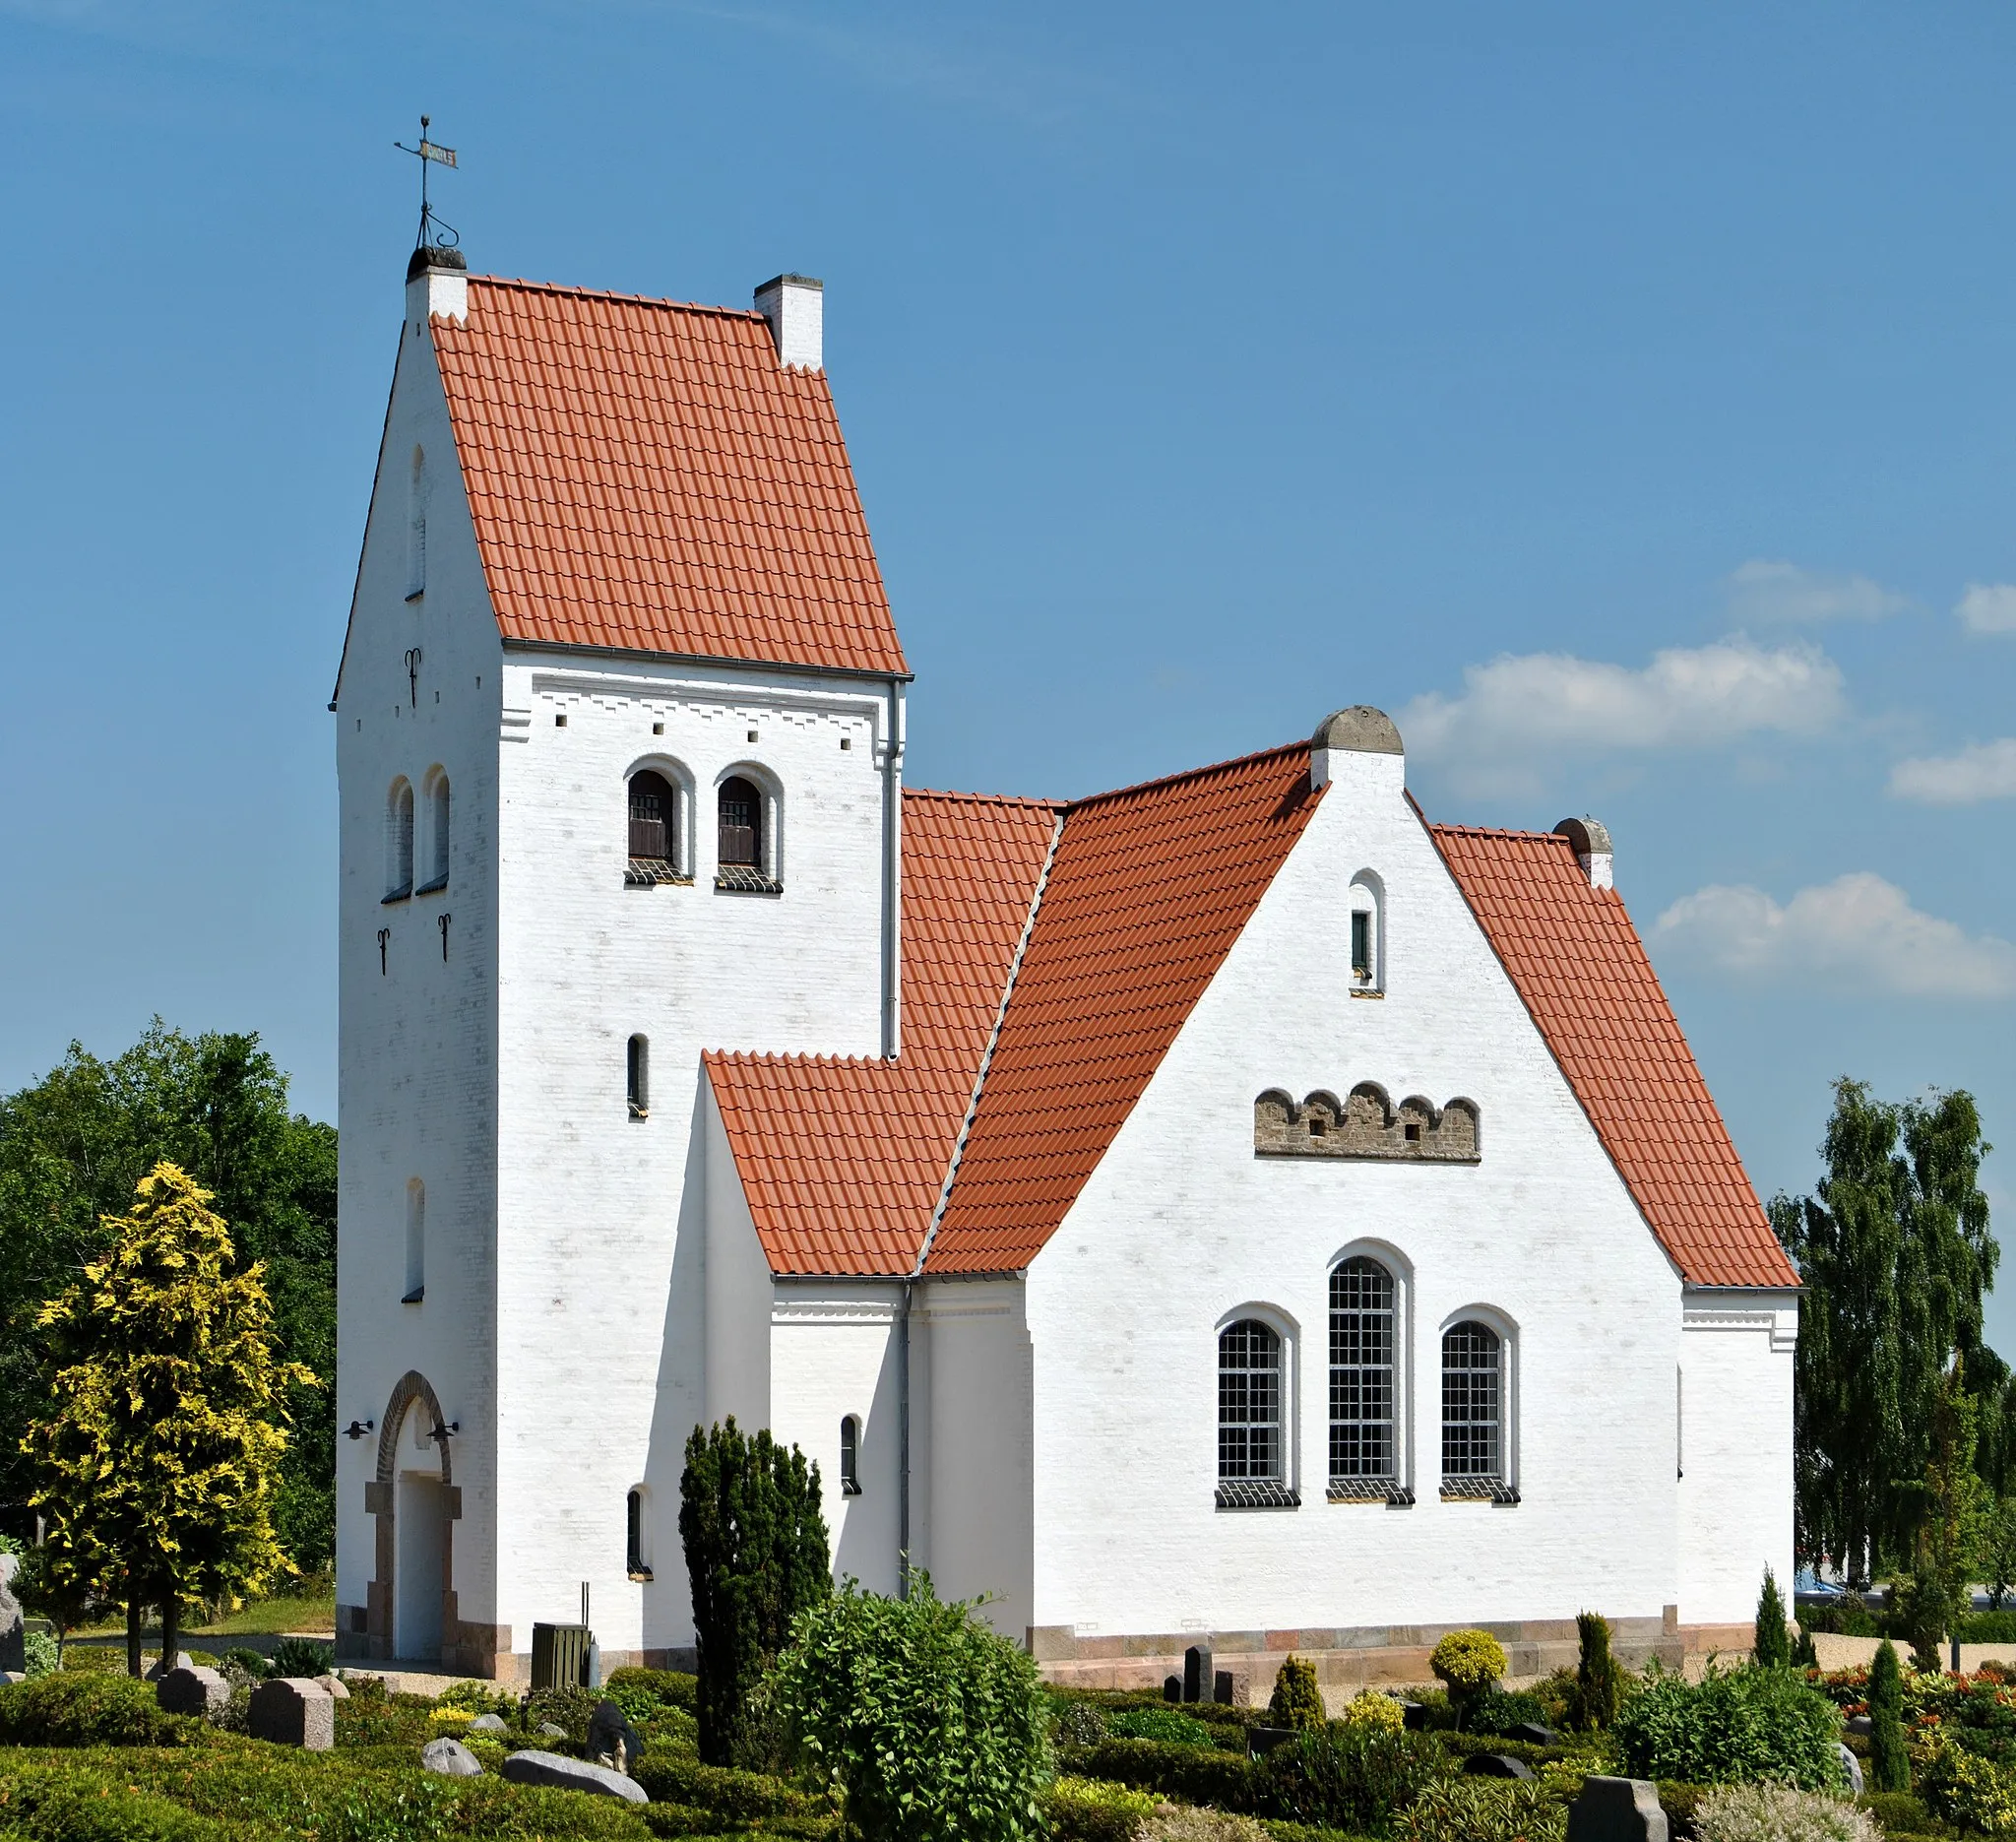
left=363, top=1370, right=461, bottom=1666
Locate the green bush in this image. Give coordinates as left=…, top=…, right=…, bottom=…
left=1851, top=1790, right=1947, bottom=1836
left=771, top=1572, right=1050, bottom=1842
left=523, top=1684, right=602, bottom=1744
left=1397, top=1777, right=1567, bottom=1842
left=631, top=1746, right=813, bottom=1819
left=1060, top=1738, right=1258, bottom=1810
left=1954, top=1611, right=2016, bottom=1644
left=332, top=1690, right=437, bottom=1750
left=1049, top=1697, right=1109, bottom=1747
left=1043, top=1775, right=1161, bottom=1842
left=56, top=1651, right=121, bottom=1677
left=605, top=1668, right=699, bottom=1713
left=434, top=1680, right=515, bottom=1718
left=1914, top=1729, right=2016, bottom=1835
left=0, top=1676, right=203, bottom=1748
left=1437, top=1734, right=1568, bottom=1772
left=1614, top=1665, right=1844, bottom=1790
left=21, top=1634, right=59, bottom=1683
left=1467, top=1688, right=1549, bottom=1739
left=266, top=1638, right=333, bottom=1680
left=1567, top=1613, right=1620, bottom=1733
left=1267, top=1659, right=1326, bottom=1734
left=218, top=1650, right=266, bottom=1684
left=0, top=1763, right=232, bottom=1842
left=1107, top=1707, right=1217, bottom=1748
left=1868, top=1640, right=1909, bottom=1794
left=1256, top=1723, right=1448, bottom=1832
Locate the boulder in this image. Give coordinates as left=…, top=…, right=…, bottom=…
left=501, top=1748, right=650, bottom=1804
left=586, top=1699, right=644, bottom=1774
left=1568, top=1775, right=1669, bottom=1842
left=249, top=1678, right=336, bottom=1750
left=1463, top=1752, right=1536, bottom=1779
left=0, top=1576, right=23, bottom=1676
left=156, top=1666, right=231, bottom=1720
left=313, top=1674, right=349, bottom=1698
left=469, top=1711, right=509, bottom=1733
left=1845, top=1713, right=1873, bottom=1737
left=421, top=1737, right=484, bottom=1777
left=0, top=1672, right=27, bottom=1686
left=537, top=1721, right=568, bottom=1738
left=1838, top=1743, right=1864, bottom=1797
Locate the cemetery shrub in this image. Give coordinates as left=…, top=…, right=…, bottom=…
left=1137, top=1809, right=1271, bottom=1842
left=605, top=1668, right=700, bottom=1721
left=1430, top=1631, right=1506, bottom=1730
left=1753, top=1568, right=1793, bottom=1670
left=21, top=1633, right=58, bottom=1682
left=1106, top=1707, right=1217, bottom=1747
left=1336, top=1691, right=1406, bottom=1735
left=433, top=1679, right=515, bottom=1719
left=678, top=1419, right=830, bottom=1768
left=1690, top=1783, right=1878, bottom=1842
left=1397, top=1776, right=1567, bottom=1842
left=1852, top=1791, right=1943, bottom=1836
left=1059, top=1738, right=1257, bottom=1811
left=0, top=1760, right=232, bottom=1842
left=0, top=1674, right=203, bottom=1748
left=771, top=1572, right=1051, bottom=1842
left=1048, top=1697, right=1109, bottom=1747
left=332, top=1689, right=437, bottom=1749
left=1266, top=1657, right=1325, bottom=1734
left=220, top=1649, right=267, bottom=1683
left=1613, top=1664, right=1845, bottom=1790
left=1466, top=1687, right=1549, bottom=1739
left=266, top=1638, right=332, bottom=1680
left=522, top=1683, right=602, bottom=1743
left=1867, top=1640, right=1909, bottom=1794
left=1954, top=1610, right=2016, bottom=1644
left=1912, top=1729, right=2016, bottom=1836
left=1566, top=1612, right=1621, bottom=1733
left=1042, top=1775, right=1161, bottom=1842
left=631, top=1747, right=814, bottom=1819
left=1255, top=1721, right=1447, bottom=1832
left=58, top=1649, right=124, bottom=1676
left=1437, top=1734, right=1564, bottom=1772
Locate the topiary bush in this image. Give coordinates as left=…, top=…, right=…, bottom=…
left=1138, top=1810, right=1271, bottom=1842
left=1256, top=1721, right=1448, bottom=1832
left=1266, top=1657, right=1325, bottom=1733
left=1867, top=1639, right=1909, bottom=1795
left=1692, top=1783, right=1878, bottom=1842
left=1614, top=1663, right=1845, bottom=1790
left=0, top=1673, right=204, bottom=1747
left=1056, top=1738, right=1256, bottom=1812
left=1398, top=1776, right=1568, bottom=1842
left=21, top=1630, right=59, bottom=1681
left=1754, top=1568, right=1793, bottom=1671
left=1336, top=1690, right=1406, bottom=1735
left=772, top=1571, right=1050, bottom=1842
left=1432, top=1631, right=1507, bottom=1730
left=630, top=1746, right=813, bottom=1818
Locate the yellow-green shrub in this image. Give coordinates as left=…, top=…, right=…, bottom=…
left=1431, top=1631, right=1508, bottom=1695
left=1336, top=1691, right=1406, bottom=1735
left=1043, top=1775, right=1160, bottom=1842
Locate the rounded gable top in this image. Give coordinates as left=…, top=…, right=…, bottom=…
left=1312, top=706, right=1404, bottom=755
left=1553, top=816, right=1613, bottom=857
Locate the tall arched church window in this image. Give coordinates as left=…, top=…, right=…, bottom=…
left=418, top=772, right=449, bottom=893
left=840, top=1416, right=862, bottom=1496
left=1329, top=1258, right=1398, bottom=1498
left=1442, top=1319, right=1513, bottom=1501
left=1217, top=1318, right=1296, bottom=1506
left=386, top=780, right=414, bottom=901
left=718, top=776, right=762, bottom=868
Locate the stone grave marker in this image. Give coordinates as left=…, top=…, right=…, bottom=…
left=249, top=1678, right=336, bottom=1750
left=156, top=1666, right=231, bottom=1720
left=1567, top=1775, right=1669, bottom=1842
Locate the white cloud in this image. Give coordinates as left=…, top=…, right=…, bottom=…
left=1890, top=737, right=2016, bottom=805
left=1400, top=637, right=1845, bottom=793
left=1956, top=583, right=2016, bottom=634
left=1726, top=559, right=1910, bottom=624
left=1655, top=872, right=2016, bottom=999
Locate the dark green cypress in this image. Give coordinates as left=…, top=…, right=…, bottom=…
left=1570, top=1611, right=1620, bottom=1732
left=1869, top=1638, right=1909, bottom=1793
left=679, top=1418, right=832, bottom=1765
left=1755, top=1566, right=1793, bottom=1669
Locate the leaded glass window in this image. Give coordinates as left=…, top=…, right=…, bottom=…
left=1218, top=1319, right=1282, bottom=1482
left=1330, top=1258, right=1395, bottom=1480
left=1442, top=1319, right=1502, bottom=1479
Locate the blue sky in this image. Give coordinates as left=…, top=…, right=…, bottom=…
left=3, top=2, right=2013, bottom=1336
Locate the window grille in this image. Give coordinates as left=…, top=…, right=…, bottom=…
left=718, top=776, right=762, bottom=868
left=1442, top=1319, right=1502, bottom=1483
left=627, top=1036, right=650, bottom=1119
left=840, top=1416, right=862, bottom=1496
left=1330, top=1257, right=1395, bottom=1484
left=627, top=1489, right=652, bottom=1580
left=1218, top=1318, right=1283, bottom=1483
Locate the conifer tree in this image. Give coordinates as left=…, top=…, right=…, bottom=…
left=679, top=1418, right=831, bottom=1766
left=21, top=1163, right=311, bottom=1674
left=1569, top=1610, right=1621, bottom=1731
left=1868, top=1639, right=1909, bottom=1793
left=1754, top=1566, right=1792, bottom=1669
left=1267, top=1655, right=1325, bottom=1731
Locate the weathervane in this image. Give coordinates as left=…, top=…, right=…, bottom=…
left=395, top=114, right=460, bottom=252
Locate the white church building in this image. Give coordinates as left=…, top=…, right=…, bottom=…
left=332, top=244, right=1799, bottom=1691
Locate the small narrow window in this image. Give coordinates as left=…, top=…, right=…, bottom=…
left=840, top=1417, right=862, bottom=1496
left=404, top=1179, right=425, bottom=1302
left=719, top=776, right=762, bottom=868
left=1442, top=1320, right=1505, bottom=1493
left=418, top=772, right=450, bottom=892
left=385, top=780, right=414, bottom=900
left=627, top=1036, right=650, bottom=1119
left=627, top=1488, right=653, bottom=1580
left=1348, top=872, right=1385, bottom=991
left=407, top=447, right=427, bottom=600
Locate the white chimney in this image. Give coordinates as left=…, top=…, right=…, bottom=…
left=1309, top=706, right=1404, bottom=791
left=755, top=274, right=823, bottom=370
left=1553, top=816, right=1614, bottom=890
left=406, top=246, right=468, bottom=331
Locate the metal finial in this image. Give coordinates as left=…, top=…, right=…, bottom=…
left=395, top=114, right=461, bottom=252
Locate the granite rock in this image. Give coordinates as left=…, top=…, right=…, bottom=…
left=421, top=1737, right=484, bottom=1776
left=501, top=1749, right=650, bottom=1803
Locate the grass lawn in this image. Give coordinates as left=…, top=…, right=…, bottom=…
left=65, top=1581, right=336, bottom=1641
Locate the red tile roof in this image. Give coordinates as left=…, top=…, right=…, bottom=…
left=923, top=745, right=1324, bottom=1274
left=705, top=790, right=1058, bottom=1275
left=431, top=278, right=908, bottom=675
left=1428, top=823, right=1797, bottom=1289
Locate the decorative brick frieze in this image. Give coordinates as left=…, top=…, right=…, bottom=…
left=1254, top=1084, right=1480, bottom=1163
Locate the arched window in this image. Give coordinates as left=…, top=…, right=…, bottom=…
left=1330, top=1258, right=1396, bottom=1492
left=419, top=771, right=450, bottom=892
left=629, top=770, right=676, bottom=865
left=404, top=1178, right=425, bottom=1303
left=1218, top=1318, right=1283, bottom=1484
left=718, top=775, right=762, bottom=869
left=1442, top=1320, right=1506, bottom=1497
left=386, top=780, right=414, bottom=900
left=840, top=1416, right=862, bottom=1496
left=1349, top=871, right=1384, bottom=992
left=626, top=1488, right=653, bottom=1580
left=627, top=1035, right=650, bottom=1119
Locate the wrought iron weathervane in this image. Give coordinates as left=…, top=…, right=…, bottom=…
left=394, top=115, right=460, bottom=252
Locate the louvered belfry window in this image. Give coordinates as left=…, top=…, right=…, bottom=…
left=1218, top=1318, right=1282, bottom=1481
left=718, top=776, right=762, bottom=868
left=629, top=771, right=674, bottom=862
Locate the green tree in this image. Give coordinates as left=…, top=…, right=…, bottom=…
left=1774, top=1079, right=1997, bottom=1581
left=1894, top=1364, right=1984, bottom=1672
left=0, top=1023, right=336, bottom=1568
left=22, top=1163, right=313, bottom=1674
left=677, top=1418, right=831, bottom=1766
left=773, top=1572, right=1051, bottom=1842
left=1868, top=1640, right=1909, bottom=1794
left=1754, top=1567, right=1792, bottom=1669
left=1569, top=1610, right=1621, bottom=1732
left=1982, top=1493, right=2016, bottom=1611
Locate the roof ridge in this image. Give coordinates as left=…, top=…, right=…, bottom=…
left=1066, top=739, right=1310, bottom=813
left=1426, top=820, right=1577, bottom=845
left=467, top=274, right=768, bottom=321
left=703, top=1048, right=890, bottom=1072
left=906, top=787, right=1069, bottom=812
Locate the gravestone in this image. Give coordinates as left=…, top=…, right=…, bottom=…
left=144, top=1652, right=199, bottom=1682
left=0, top=1572, right=24, bottom=1676
left=1182, top=1645, right=1213, bottom=1704
left=1399, top=1700, right=1427, bottom=1730
left=1247, top=1725, right=1296, bottom=1758
left=1837, top=1743, right=1863, bottom=1797
left=1462, top=1752, right=1535, bottom=1779
left=586, top=1699, right=644, bottom=1775
left=1163, top=1675, right=1182, bottom=1703
left=421, top=1737, right=484, bottom=1776
left=1506, top=1721, right=1560, bottom=1745
left=156, top=1666, right=231, bottom=1720
left=1567, top=1775, right=1669, bottom=1842
left=1213, top=1670, right=1234, bottom=1705
left=249, top=1678, right=336, bottom=1750
left=501, top=1748, right=650, bottom=1803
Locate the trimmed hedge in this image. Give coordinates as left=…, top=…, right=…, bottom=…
left=1256, top=1726, right=1448, bottom=1834
left=1060, top=1738, right=1259, bottom=1811
left=0, top=1680, right=203, bottom=1750
left=630, top=1747, right=816, bottom=1819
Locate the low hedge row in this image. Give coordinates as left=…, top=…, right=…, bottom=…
left=0, top=1680, right=205, bottom=1751
left=629, top=1747, right=815, bottom=1819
